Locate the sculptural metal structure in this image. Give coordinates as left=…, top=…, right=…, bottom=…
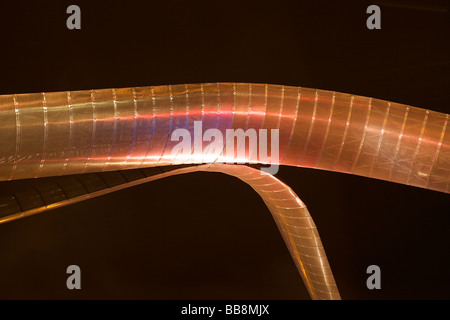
left=0, top=83, right=448, bottom=300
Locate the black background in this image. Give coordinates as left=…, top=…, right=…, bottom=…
left=0, top=0, right=449, bottom=300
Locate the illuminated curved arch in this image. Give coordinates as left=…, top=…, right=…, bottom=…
left=0, top=83, right=448, bottom=299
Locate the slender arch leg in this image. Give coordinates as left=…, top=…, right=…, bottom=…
left=0, top=164, right=340, bottom=300
left=203, top=164, right=340, bottom=300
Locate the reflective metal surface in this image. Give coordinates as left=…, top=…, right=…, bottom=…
left=0, top=83, right=448, bottom=299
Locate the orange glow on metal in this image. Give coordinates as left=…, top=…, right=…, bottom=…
left=0, top=83, right=448, bottom=300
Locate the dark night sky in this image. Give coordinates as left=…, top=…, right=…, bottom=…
left=0, top=0, right=449, bottom=299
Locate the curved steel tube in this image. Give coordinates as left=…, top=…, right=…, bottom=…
left=0, top=83, right=448, bottom=300
left=0, top=83, right=448, bottom=192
